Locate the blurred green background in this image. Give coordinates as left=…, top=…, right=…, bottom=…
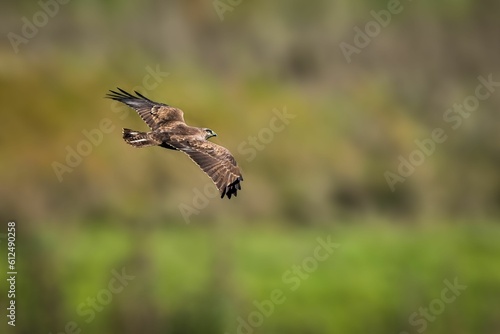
left=1, top=0, right=500, bottom=333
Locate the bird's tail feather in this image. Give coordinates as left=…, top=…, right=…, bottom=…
left=122, top=128, right=158, bottom=147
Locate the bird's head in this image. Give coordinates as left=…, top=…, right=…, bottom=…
left=203, top=128, right=217, bottom=140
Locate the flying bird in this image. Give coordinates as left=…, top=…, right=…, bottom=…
left=107, top=88, right=243, bottom=199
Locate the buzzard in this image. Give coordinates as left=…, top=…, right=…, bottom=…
left=107, top=88, right=243, bottom=199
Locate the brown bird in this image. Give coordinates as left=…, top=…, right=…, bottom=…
left=107, top=88, right=243, bottom=199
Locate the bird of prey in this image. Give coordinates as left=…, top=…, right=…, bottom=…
left=107, top=88, right=243, bottom=199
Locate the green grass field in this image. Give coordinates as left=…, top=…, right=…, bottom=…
left=4, top=221, right=499, bottom=334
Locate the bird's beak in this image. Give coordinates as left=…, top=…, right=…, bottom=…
left=212, top=132, right=217, bottom=137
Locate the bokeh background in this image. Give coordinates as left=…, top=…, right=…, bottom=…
left=1, top=0, right=500, bottom=333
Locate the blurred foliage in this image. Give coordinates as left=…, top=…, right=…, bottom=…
left=1, top=0, right=500, bottom=224
left=1, top=0, right=500, bottom=333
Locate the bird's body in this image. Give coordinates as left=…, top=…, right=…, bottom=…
left=107, top=88, right=243, bottom=199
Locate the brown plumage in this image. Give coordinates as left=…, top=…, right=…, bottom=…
left=107, top=88, right=243, bottom=199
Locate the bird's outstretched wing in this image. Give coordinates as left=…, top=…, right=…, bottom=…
left=106, top=88, right=185, bottom=130
left=170, top=139, right=243, bottom=199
